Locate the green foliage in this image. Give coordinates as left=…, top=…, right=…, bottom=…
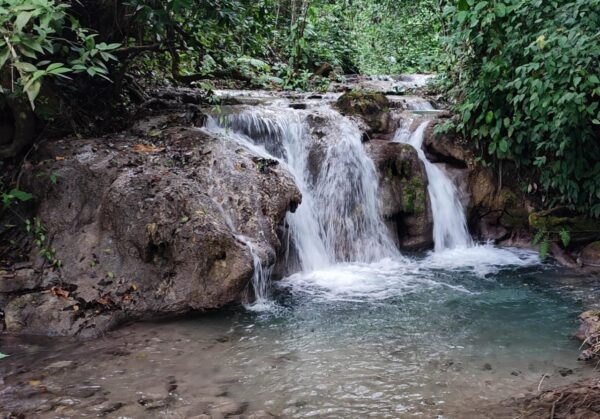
left=347, top=0, right=443, bottom=74
left=25, top=217, right=61, bottom=267
left=443, top=0, right=600, bottom=215
left=0, top=0, right=120, bottom=108
left=559, top=228, right=571, bottom=249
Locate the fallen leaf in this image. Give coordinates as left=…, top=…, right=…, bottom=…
left=180, top=216, right=189, bottom=224
left=50, top=287, right=69, bottom=299
left=55, top=156, right=66, bottom=161
left=29, top=380, right=42, bottom=387
left=146, top=223, right=158, bottom=235
left=132, top=144, right=164, bottom=154
left=73, top=305, right=80, bottom=312
left=131, top=284, right=138, bottom=291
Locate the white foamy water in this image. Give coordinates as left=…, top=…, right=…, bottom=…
left=396, top=120, right=473, bottom=251
left=279, top=246, right=540, bottom=302
left=205, top=106, right=399, bottom=303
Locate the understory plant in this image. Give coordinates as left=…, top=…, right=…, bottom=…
left=443, top=0, right=600, bottom=216
left=0, top=0, right=120, bottom=108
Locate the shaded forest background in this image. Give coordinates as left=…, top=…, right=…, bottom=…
left=1, top=0, right=599, bottom=218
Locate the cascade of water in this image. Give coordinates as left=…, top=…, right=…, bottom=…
left=396, top=121, right=473, bottom=251
left=206, top=194, right=271, bottom=307
left=205, top=106, right=398, bottom=278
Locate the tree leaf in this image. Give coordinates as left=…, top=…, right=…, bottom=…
left=10, top=189, right=33, bottom=202
left=25, top=79, right=41, bottom=109
left=13, top=61, right=37, bottom=73
left=0, top=49, right=9, bottom=69
left=499, top=139, right=509, bottom=153
left=14, top=11, right=33, bottom=32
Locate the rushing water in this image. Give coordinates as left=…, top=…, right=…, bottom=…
left=396, top=121, right=473, bottom=251
left=1, top=257, right=596, bottom=418
left=205, top=105, right=399, bottom=302
left=1, top=90, right=597, bottom=418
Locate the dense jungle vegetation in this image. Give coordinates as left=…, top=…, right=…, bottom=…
left=0, top=0, right=599, bottom=216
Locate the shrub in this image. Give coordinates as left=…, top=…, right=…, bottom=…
left=443, top=0, right=600, bottom=215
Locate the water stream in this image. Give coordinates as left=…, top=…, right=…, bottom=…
left=396, top=121, right=473, bottom=251
left=1, top=90, right=597, bottom=418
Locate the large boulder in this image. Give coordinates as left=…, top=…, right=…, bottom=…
left=1, top=121, right=300, bottom=337
left=336, top=90, right=392, bottom=134
left=423, top=121, right=533, bottom=245
left=367, top=140, right=433, bottom=250
left=580, top=242, right=600, bottom=270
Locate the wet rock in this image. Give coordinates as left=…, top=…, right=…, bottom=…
left=244, top=410, right=277, bottom=419
left=580, top=241, right=600, bottom=269
left=576, top=310, right=600, bottom=359
left=138, top=393, right=170, bottom=409
left=367, top=140, right=433, bottom=250
left=44, top=360, right=74, bottom=371
left=423, top=125, right=470, bottom=168
left=550, top=242, right=578, bottom=268
left=422, top=121, right=538, bottom=245
left=529, top=208, right=600, bottom=244
left=209, top=400, right=248, bottom=417
left=558, top=368, right=573, bottom=377
left=4, top=126, right=301, bottom=337
left=336, top=91, right=392, bottom=134
left=94, top=400, right=124, bottom=414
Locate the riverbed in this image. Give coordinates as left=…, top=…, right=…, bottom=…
left=1, top=246, right=598, bottom=418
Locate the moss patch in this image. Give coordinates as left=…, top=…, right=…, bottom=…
left=336, top=90, right=390, bottom=133
left=402, top=176, right=426, bottom=215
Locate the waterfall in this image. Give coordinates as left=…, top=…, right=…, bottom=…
left=396, top=121, right=473, bottom=251
left=205, top=106, right=398, bottom=301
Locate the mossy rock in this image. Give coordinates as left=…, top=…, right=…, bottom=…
left=529, top=208, right=600, bottom=242
left=500, top=208, right=530, bottom=229
left=336, top=90, right=391, bottom=133
left=401, top=176, right=426, bottom=215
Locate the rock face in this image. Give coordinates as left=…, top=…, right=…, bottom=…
left=335, top=91, right=392, bottom=135
left=576, top=311, right=600, bottom=360
left=1, top=120, right=300, bottom=337
left=422, top=122, right=532, bottom=246
left=581, top=242, right=600, bottom=269
left=367, top=140, right=433, bottom=250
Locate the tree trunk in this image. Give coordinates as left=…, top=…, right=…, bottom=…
left=0, top=96, right=36, bottom=159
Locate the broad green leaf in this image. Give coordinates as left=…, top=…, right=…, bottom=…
left=10, top=189, right=33, bottom=202
left=485, top=111, right=494, bottom=124
left=14, top=61, right=37, bottom=72
left=0, top=49, right=9, bottom=69
left=495, top=3, right=507, bottom=17
left=14, top=11, right=33, bottom=32
left=25, top=79, right=41, bottom=109
left=499, top=139, right=509, bottom=153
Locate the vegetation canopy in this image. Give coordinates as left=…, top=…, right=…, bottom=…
left=1, top=0, right=599, bottom=219
left=442, top=0, right=600, bottom=216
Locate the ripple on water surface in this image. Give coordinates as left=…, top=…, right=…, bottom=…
left=0, top=247, right=595, bottom=418
left=227, top=246, right=593, bottom=417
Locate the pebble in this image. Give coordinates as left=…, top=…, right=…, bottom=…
left=45, top=360, right=74, bottom=370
